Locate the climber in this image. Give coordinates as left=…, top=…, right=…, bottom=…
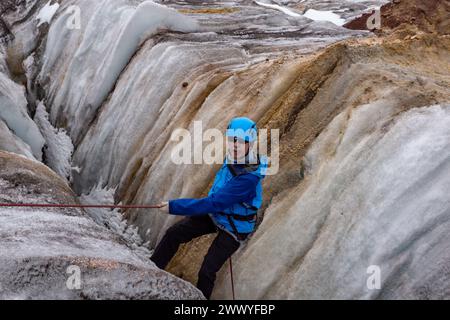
left=150, top=117, right=268, bottom=299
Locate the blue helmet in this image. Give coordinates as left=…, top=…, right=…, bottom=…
left=226, top=117, right=258, bottom=142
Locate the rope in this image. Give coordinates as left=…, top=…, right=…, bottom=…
left=229, top=257, right=236, bottom=300
left=0, top=203, right=164, bottom=209
left=2, top=201, right=237, bottom=298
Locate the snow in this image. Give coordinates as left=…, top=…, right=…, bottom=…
left=34, top=101, right=74, bottom=180
left=0, top=71, right=45, bottom=160
left=79, top=184, right=153, bottom=260
left=253, top=1, right=345, bottom=26
left=304, top=9, right=346, bottom=26
left=254, top=1, right=302, bottom=17
left=36, top=0, right=60, bottom=27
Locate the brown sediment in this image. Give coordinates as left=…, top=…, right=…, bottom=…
left=344, top=0, right=450, bottom=35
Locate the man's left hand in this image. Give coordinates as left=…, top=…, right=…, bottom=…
left=156, top=201, right=169, bottom=213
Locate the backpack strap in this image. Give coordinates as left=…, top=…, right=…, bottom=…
left=217, top=212, right=257, bottom=221
left=222, top=156, right=260, bottom=239
left=226, top=158, right=259, bottom=212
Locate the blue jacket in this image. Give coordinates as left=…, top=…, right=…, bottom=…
left=169, top=155, right=268, bottom=235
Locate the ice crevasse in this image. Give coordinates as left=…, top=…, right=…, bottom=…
left=1, top=0, right=449, bottom=300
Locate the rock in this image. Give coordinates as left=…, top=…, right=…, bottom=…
left=344, top=0, right=450, bottom=35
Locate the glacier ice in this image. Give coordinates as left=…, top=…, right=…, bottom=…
left=36, top=0, right=60, bottom=27
left=72, top=40, right=249, bottom=195
left=34, top=101, right=74, bottom=180
left=79, top=183, right=153, bottom=261
left=38, top=0, right=199, bottom=143
left=214, top=103, right=450, bottom=299
left=2, top=0, right=448, bottom=300
left=0, top=150, right=203, bottom=299
left=0, top=119, right=35, bottom=159
left=0, top=69, right=45, bottom=160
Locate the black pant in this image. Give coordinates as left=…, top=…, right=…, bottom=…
left=150, top=215, right=244, bottom=299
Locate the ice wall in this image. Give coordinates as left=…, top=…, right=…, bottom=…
left=37, top=0, right=199, bottom=144
left=0, top=119, right=35, bottom=159
left=0, top=66, right=44, bottom=160
left=214, top=103, right=450, bottom=299
left=0, top=150, right=203, bottom=299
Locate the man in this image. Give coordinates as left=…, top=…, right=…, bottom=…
left=151, top=117, right=267, bottom=299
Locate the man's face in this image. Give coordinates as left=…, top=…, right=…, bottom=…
left=227, top=136, right=250, bottom=161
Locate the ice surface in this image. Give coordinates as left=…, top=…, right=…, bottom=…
left=34, top=101, right=74, bottom=180
left=304, top=9, right=346, bottom=26
left=0, top=151, right=203, bottom=299
left=36, top=0, right=60, bottom=27
left=0, top=49, right=8, bottom=74
left=72, top=40, right=249, bottom=195
left=0, top=119, right=36, bottom=159
left=79, top=184, right=153, bottom=261
left=214, top=104, right=450, bottom=299
left=0, top=70, right=45, bottom=160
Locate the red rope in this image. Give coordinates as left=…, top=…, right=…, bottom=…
left=229, top=257, right=236, bottom=300
left=0, top=203, right=163, bottom=209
